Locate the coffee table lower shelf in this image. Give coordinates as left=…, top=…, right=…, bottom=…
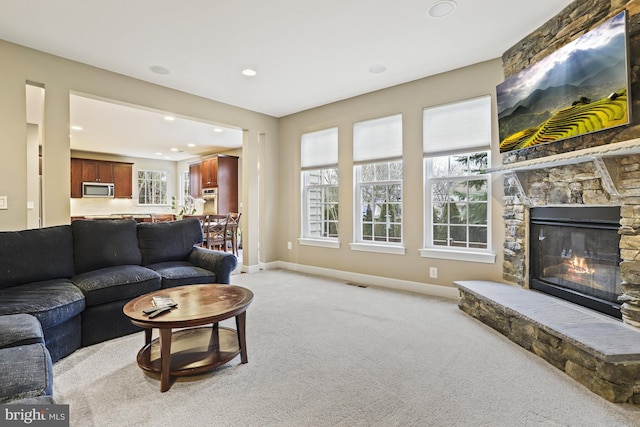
left=137, top=326, right=240, bottom=377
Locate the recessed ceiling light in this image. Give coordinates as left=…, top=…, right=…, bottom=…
left=149, top=65, right=170, bottom=75
left=187, top=143, right=196, bottom=148
left=369, top=64, right=386, bottom=74
left=170, top=148, right=179, bottom=152
left=213, top=128, right=223, bottom=133
left=242, top=69, right=257, bottom=77
left=428, top=0, right=457, bottom=18
left=164, top=116, right=175, bottom=122
left=156, top=152, right=163, bottom=156
left=71, top=125, right=83, bottom=131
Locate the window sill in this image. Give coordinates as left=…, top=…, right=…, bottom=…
left=350, top=242, right=405, bottom=255
left=298, top=238, right=340, bottom=249
left=419, top=248, right=495, bottom=264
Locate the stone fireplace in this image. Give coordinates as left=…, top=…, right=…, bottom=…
left=501, top=144, right=640, bottom=330
left=495, top=0, right=640, bottom=331
left=456, top=145, right=640, bottom=403
left=457, top=0, right=640, bottom=405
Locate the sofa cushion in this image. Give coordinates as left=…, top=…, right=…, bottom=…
left=0, top=280, right=86, bottom=330
left=0, top=314, right=44, bottom=348
left=137, top=218, right=203, bottom=265
left=72, top=265, right=161, bottom=306
left=147, top=261, right=217, bottom=288
left=0, top=225, right=75, bottom=290
left=72, top=219, right=142, bottom=274
left=0, top=343, right=53, bottom=403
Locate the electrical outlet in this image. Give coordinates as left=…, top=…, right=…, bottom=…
left=429, top=267, right=438, bottom=279
left=0, top=196, right=7, bottom=210
left=287, top=241, right=292, bottom=250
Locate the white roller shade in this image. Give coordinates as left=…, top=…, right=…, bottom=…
left=353, top=114, right=402, bottom=163
left=423, top=96, right=491, bottom=154
left=301, top=127, right=338, bottom=169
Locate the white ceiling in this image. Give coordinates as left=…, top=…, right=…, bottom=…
left=7, top=0, right=574, bottom=159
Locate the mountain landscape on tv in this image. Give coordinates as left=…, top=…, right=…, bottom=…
left=497, top=11, right=629, bottom=153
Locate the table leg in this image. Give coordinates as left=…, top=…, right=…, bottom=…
left=236, top=312, right=248, bottom=364
left=143, top=328, right=153, bottom=365
left=159, top=328, right=172, bottom=392
left=209, top=322, right=220, bottom=351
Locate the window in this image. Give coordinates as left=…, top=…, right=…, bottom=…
left=303, top=169, right=339, bottom=238
left=181, top=171, right=190, bottom=203
left=352, top=114, right=404, bottom=254
left=138, top=170, right=168, bottom=205
left=357, top=160, right=403, bottom=243
left=422, top=96, right=495, bottom=263
left=428, top=152, right=489, bottom=249
left=301, top=128, right=339, bottom=247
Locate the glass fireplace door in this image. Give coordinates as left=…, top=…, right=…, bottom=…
left=529, top=206, right=622, bottom=318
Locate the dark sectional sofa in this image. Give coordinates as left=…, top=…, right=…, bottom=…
left=0, top=218, right=237, bottom=404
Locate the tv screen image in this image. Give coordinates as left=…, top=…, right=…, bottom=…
left=497, top=11, right=630, bottom=153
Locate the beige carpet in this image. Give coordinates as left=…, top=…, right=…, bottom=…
left=53, top=269, right=640, bottom=426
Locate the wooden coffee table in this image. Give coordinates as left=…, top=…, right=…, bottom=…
left=123, top=284, right=253, bottom=392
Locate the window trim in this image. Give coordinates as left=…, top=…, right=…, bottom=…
left=299, top=238, right=341, bottom=249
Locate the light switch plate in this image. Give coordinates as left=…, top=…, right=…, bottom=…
left=0, top=196, right=7, bottom=210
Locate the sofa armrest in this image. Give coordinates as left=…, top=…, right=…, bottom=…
left=0, top=314, right=44, bottom=349
left=188, top=246, right=238, bottom=284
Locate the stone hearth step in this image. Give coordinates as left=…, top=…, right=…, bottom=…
left=455, top=280, right=640, bottom=404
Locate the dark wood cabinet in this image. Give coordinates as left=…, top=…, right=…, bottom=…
left=70, top=158, right=83, bottom=198
left=113, top=163, right=133, bottom=198
left=217, top=156, right=238, bottom=214
left=201, top=157, right=218, bottom=188
left=189, top=162, right=202, bottom=198
left=71, top=158, right=133, bottom=198
left=195, top=155, right=238, bottom=214
left=81, top=160, right=113, bottom=183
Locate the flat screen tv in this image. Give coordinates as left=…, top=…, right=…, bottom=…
left=497, top=11, right=630, bottom=153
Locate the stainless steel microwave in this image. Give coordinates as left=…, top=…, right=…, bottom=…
left=82, top=182, right=114, bottom=198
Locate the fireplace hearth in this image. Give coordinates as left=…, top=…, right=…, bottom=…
left=529, top=206, right=622, bottom=318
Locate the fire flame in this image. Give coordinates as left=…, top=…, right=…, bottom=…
left=566, top=255, right=595, bottom=275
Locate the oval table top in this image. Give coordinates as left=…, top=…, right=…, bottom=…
left=123, top=284, right=253, bottom=329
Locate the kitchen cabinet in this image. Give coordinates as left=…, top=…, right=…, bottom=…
left=201, top=157, right=218, bottom=187
left=197, top=155, right=238, bottom=214
left=70, top=158, right=83, bottom=198
left=189, top=162, right=202, bottom=198
left=113, top=163, right=133, bottom=198
left=71, top=158, right=133, bottom=198
left=81, top=160, right=113, bottom=183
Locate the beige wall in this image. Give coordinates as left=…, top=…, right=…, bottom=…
left=0, top=36, right=508, bottom=286
left=277, top=59, right=506, bottom=287
left=0, top=39, right=278, bottom=272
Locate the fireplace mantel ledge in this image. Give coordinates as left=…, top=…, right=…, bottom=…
left=488, top=138, right=640, bottom=174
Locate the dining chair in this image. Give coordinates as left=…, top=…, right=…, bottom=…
left=225, top=213, right=242, bottom=256
left=205, top=214, right=230, bottom=251
left=150, top=213, right=176, bottom=222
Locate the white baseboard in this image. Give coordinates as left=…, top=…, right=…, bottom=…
left=241, top=263, right=262, bottom=274
left=258, top=261, right=460, bottom=300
